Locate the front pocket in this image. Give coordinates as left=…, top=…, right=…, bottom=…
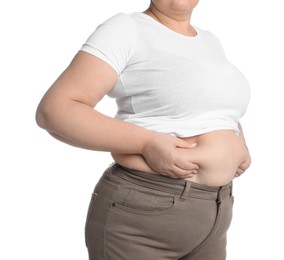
left=85, top=192, right=98, bottom=246
left=112, top=188, right=176, bottom=216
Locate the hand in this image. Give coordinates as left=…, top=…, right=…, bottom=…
left=142, top=132, right=199, bottom=179
left=235, top=148, right=251, bottom=177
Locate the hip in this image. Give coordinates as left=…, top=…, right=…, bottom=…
left=85, top=164, right=234, bottom=259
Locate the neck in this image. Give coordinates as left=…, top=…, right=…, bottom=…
left=144, top=4, right=196, bottom=37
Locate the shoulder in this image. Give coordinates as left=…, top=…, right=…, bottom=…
left=195, top=26, right=224, bottom=47
left=91, top=12, right=137, bottom=41
left=81, top=13, right=137, bottom=75
left=194, top=26, right=226, bottom=56
left=194, top=25, right=219, bottom=40
left=99, top=12, right=136, bottom=30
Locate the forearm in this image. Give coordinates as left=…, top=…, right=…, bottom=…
left=112, top=153, right=154, bottom=172
left=36, top=51, right=199, bottom=178
left=36, top=99, right=152, bottom=154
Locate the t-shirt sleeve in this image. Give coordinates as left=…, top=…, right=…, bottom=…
left=80, top=13, right=136, bottom=75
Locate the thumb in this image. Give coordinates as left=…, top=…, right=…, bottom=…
left=176, top=139, right=197, bottom=149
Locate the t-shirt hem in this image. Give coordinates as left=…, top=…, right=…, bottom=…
left=80, top=47, right=120, bottom=75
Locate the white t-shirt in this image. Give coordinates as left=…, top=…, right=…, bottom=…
left=81, top=12, right=250, bottom=137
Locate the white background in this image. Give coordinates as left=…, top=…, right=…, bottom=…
left=1, top=0, right=283, bottom=259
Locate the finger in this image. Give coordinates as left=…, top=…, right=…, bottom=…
left=235, top=168, right=245, bottom=177
left=239, top=160, right=251, bottom=171
left=175, top=138, right=197, bottom=149
left=159, top=168, right=189, bottom=179
left=236, top=168, right=244, bottom=175
left=168, top=166, right=198, bottom=179
left=175, top=158, right=199, bottom=171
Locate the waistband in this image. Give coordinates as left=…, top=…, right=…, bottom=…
left=105, top=164, right=232, bottom=202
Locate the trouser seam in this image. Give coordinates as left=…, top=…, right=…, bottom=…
left=103, top=184, right=120, bottom=260
left=180, top=181, right=191, bottom=201
left=111, top=172, right=179, bottom=195
left=189, top=199, right=223, bottom=254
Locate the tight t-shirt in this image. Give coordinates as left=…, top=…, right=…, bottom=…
left=81, top=12, right=250, bottom=137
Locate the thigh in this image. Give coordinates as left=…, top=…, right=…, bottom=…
left=85, top=168, right=179, bottom=260
left=104, top=178, right=179, bottom=259
left=85, top=176, right=120, bottom=260
left=179, top=235, right=227, bottom=260
left=179, top=195, right=234, bottom=260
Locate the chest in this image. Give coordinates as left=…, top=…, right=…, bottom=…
left=119, top=50, right=249, bottom=112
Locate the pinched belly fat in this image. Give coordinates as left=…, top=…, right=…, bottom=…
left=182, top=130, right=249, bottom=186
left=112, top=130, right=249, bottom=187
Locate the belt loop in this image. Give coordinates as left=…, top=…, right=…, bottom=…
left=105, top=163, right=117, bottom=177
left=180, top=181, right=191, bottom=201
left=217, top=188, right=222, bottom=204
left=217, top=182, right=231, bottom=203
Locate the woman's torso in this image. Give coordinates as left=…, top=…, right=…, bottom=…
left=98, top=13, right=251, bottom=137
left=113, top=130, right=249, bottom=187
left=81, top=13, right=250, bottom=186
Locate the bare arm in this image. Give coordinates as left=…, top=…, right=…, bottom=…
left=36, top=51, right=153, bottom=153
left=36, top=51, right=198, bottom=177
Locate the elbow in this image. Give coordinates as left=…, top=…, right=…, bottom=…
left=35, top=104, right=48, bottom=130
left=35, top=101, right=55, bottom=130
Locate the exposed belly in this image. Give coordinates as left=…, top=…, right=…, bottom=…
left=181, top=130, right=249, bottom=186
left=112, top=130, right=249, bottom=187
